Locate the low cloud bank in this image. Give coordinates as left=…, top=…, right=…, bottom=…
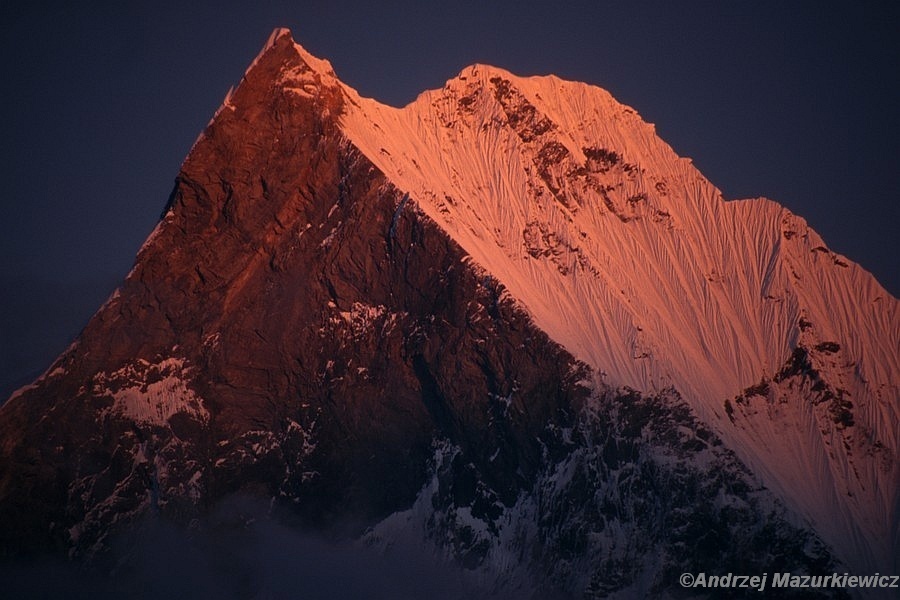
left=1, top=495, right=498, bottom=600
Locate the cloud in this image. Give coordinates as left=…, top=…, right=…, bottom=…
left=1, top=494, right=498, bottom=600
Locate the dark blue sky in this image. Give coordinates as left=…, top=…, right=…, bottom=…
left=1, top=1, right=898, bottom=396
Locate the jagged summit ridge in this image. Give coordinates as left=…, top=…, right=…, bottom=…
left=255, top=30, right=895, bottom=404
left=224, top=29, right=897, bottom=572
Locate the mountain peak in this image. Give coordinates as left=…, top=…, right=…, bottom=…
left=264, top=26, right=293, bottom=48
left=243, top=27, right=338, bottom=85
left=0, top=29, right=896, bottom=588
left=334, top=43, right=897, bottom=573
left=205, top=28, right=344, bottom=142
left=452, top=62, right=514, bottom=83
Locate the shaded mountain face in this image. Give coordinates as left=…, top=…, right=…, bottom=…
left=0, top=32, right=587, bottom=555
left=0, top=29, right=895, bottom=597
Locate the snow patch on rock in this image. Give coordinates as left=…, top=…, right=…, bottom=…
left=93, top=358, right=208, bottom=426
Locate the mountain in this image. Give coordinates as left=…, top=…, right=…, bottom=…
left=1, top=28, right=896, bottom=598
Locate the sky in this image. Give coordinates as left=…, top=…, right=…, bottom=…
left=1, top=1, right=898, bottom=397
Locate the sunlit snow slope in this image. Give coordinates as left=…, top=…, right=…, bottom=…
left=251, top=30, right=898, bottom=571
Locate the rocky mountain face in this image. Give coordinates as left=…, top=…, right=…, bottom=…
left=0, top=29, right=895, bottom=598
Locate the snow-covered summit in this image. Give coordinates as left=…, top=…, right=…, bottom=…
left=240, top=30, right=898, bottom=572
